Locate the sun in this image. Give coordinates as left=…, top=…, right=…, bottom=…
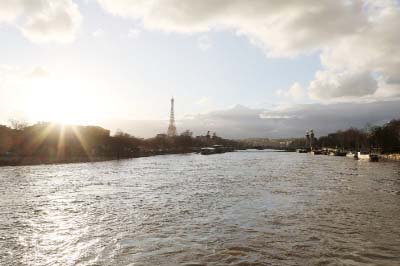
left=26, top=78, right=99, bottom=125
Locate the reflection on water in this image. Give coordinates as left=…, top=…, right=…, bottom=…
left=1, top=151, right=400, bottom=265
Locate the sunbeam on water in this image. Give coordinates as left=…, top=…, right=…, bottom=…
left=1, top=151, right=400, bottom=265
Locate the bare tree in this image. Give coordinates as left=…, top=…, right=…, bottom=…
left=181, top=130, right=193, bottom=137
left=8, top=119, right=28, bottom=130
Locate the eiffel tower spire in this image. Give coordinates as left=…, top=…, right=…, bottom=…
left=167, top=97, right=177, bottom=137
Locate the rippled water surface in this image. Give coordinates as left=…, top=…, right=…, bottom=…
left=1, top=151, right=400, bottom=266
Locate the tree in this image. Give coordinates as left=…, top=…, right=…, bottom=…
left=181, top=130, right=193, bottom=137
left=8, top=119, right=28, bottom=130
left=369, top=120, right=400, bottom=153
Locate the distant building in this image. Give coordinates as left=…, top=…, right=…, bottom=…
left=167, top=97, right=177, bottom=137
left=196, top=131, right=213, bottom=145
left=306, top=129, right=316, bottom=149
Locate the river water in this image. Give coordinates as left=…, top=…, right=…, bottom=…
left=1, top=151, right=400, bottom=266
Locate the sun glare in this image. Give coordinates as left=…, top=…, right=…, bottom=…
left=26, top=78, right=99, bottom=125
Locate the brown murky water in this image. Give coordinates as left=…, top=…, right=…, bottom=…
left=1, top=151, right=400, bottom=266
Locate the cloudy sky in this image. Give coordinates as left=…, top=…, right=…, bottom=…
left=0, top=0, right=399, bottom=138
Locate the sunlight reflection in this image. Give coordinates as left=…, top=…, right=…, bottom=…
left=28, top=123, right=56, bottom=155
left=57, top=125, right=66, bottom=160
left=71, top=126, right=93, bottom=160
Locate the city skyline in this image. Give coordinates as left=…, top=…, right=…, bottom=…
left=1, top=0, right=399, bottom=138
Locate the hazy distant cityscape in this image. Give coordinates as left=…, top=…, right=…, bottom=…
left=1, top=97, right=399, bottom=166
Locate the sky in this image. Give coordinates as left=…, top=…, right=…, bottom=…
left=0, top=0, right=399, bottom=138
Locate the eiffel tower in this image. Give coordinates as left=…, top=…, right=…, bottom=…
left=167, top=97, right=177, bottom=137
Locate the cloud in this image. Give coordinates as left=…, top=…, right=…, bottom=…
left=259, top=101, right=400, bottom=137
left=308, top=71, right=378, bottom=100
left=0, top=65, right=49, bottom=123
left=0, top=65, right=50, bottom=97
left=96, top=0, right=365, bottom=55
left=192, top=101, right=400, bottom=138
left=0, top=0, right=82, bottom=43
left=314, top=1, right=400, bottom=101
left=92, top=28, right=105, bottom=37
left=287, top=83, right=305, bottom=99
left=196, top=97, right=211, bottom=105
left=0, top=65, right=50, bottom=80
left=197, top=35, right=212, bottom=51
left=96, top=0, right=400, bottom=102
left=128, top=28, right=141, bottom=38
left=276, top=82, right=305, bottom=101
left=99, top=101, right=400, bottom=139
left=320, top=3, right=400, bottom=77
left=374, top=76, right=400, bottom=98
left=0, top=0, right=28, bottom=23
left=26, top=66, right=50, bottom=79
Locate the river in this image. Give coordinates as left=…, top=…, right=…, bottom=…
left=1, top=151, right=400, bottom=266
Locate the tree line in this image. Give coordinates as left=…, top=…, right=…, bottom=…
left=286, top=119, right=400, bottom=153
left=0, top=122, right=239, bottom=165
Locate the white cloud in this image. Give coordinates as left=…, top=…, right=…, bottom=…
left=26, top=66, right=49, bottom=79
left=128, top=28, right=141, bottom=38
left=0, top=66, right=21, bottom=92
left=197, top=35, right=212, bottom=51
left=320, top=2, right=400, bottom=76
left=0, top=65, right=50, bottom=91
left=276, top=82, right=305, bottom=101
left=374, top=76, right=400, bottom=98
left=92, top=28, right=105, bottom=37
left=0, top=0, right=23, bottom=23
left=0, top=65, right=51, bottom=123
left=308, top=71, right=378, bottom=100
left=0, top=0, right=82, bottom=43
left=288, top=83, right=304, bottom=99
left=260, top=115, right=296, bottom=119
left=196, top=97, right=211, bottom=105
left=96, top=0, right=400, bottom=102
left=96, top=0, right=366, bottom=56
left=313, top=1, right=400, bottom=101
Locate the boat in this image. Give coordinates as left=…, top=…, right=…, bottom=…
left=369, top=154, right=379, bottom=162
left=327, top=149, right=346, bottom=156
left=321, top=149, right=329, bottom=155
left=200, top=147, right=216, bottom=155
left=296, top=149, right=308, bottom=153
left=311, top=150, right=323, bottom=155
left=334, top=150, right=347, bottom=156
left=200, top=145, right=235, bottom=155
left=224, top=146, right=235, bottom=152
left=356, top=152, right=379, bottom=162
left=346, top=152, right=357, bottom=159
left=357, top=152, right=370, bottom=160
left=212, top=145, right=226, bottom=154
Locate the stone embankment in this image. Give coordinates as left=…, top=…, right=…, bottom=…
left=379, top=154, right=400, bottom=161
left=0, top=150, right=193, bottom=167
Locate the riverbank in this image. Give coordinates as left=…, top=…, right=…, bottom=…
left=0, top=150, right=194, bottom=167
left=288, top=148, right=400, bottom=162
left=3, top=150, right=399, bottom=167
left=379, top=153, right=400, bottom=161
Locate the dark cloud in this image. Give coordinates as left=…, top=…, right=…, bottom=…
left=100, top=101, right=400, bottom=139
